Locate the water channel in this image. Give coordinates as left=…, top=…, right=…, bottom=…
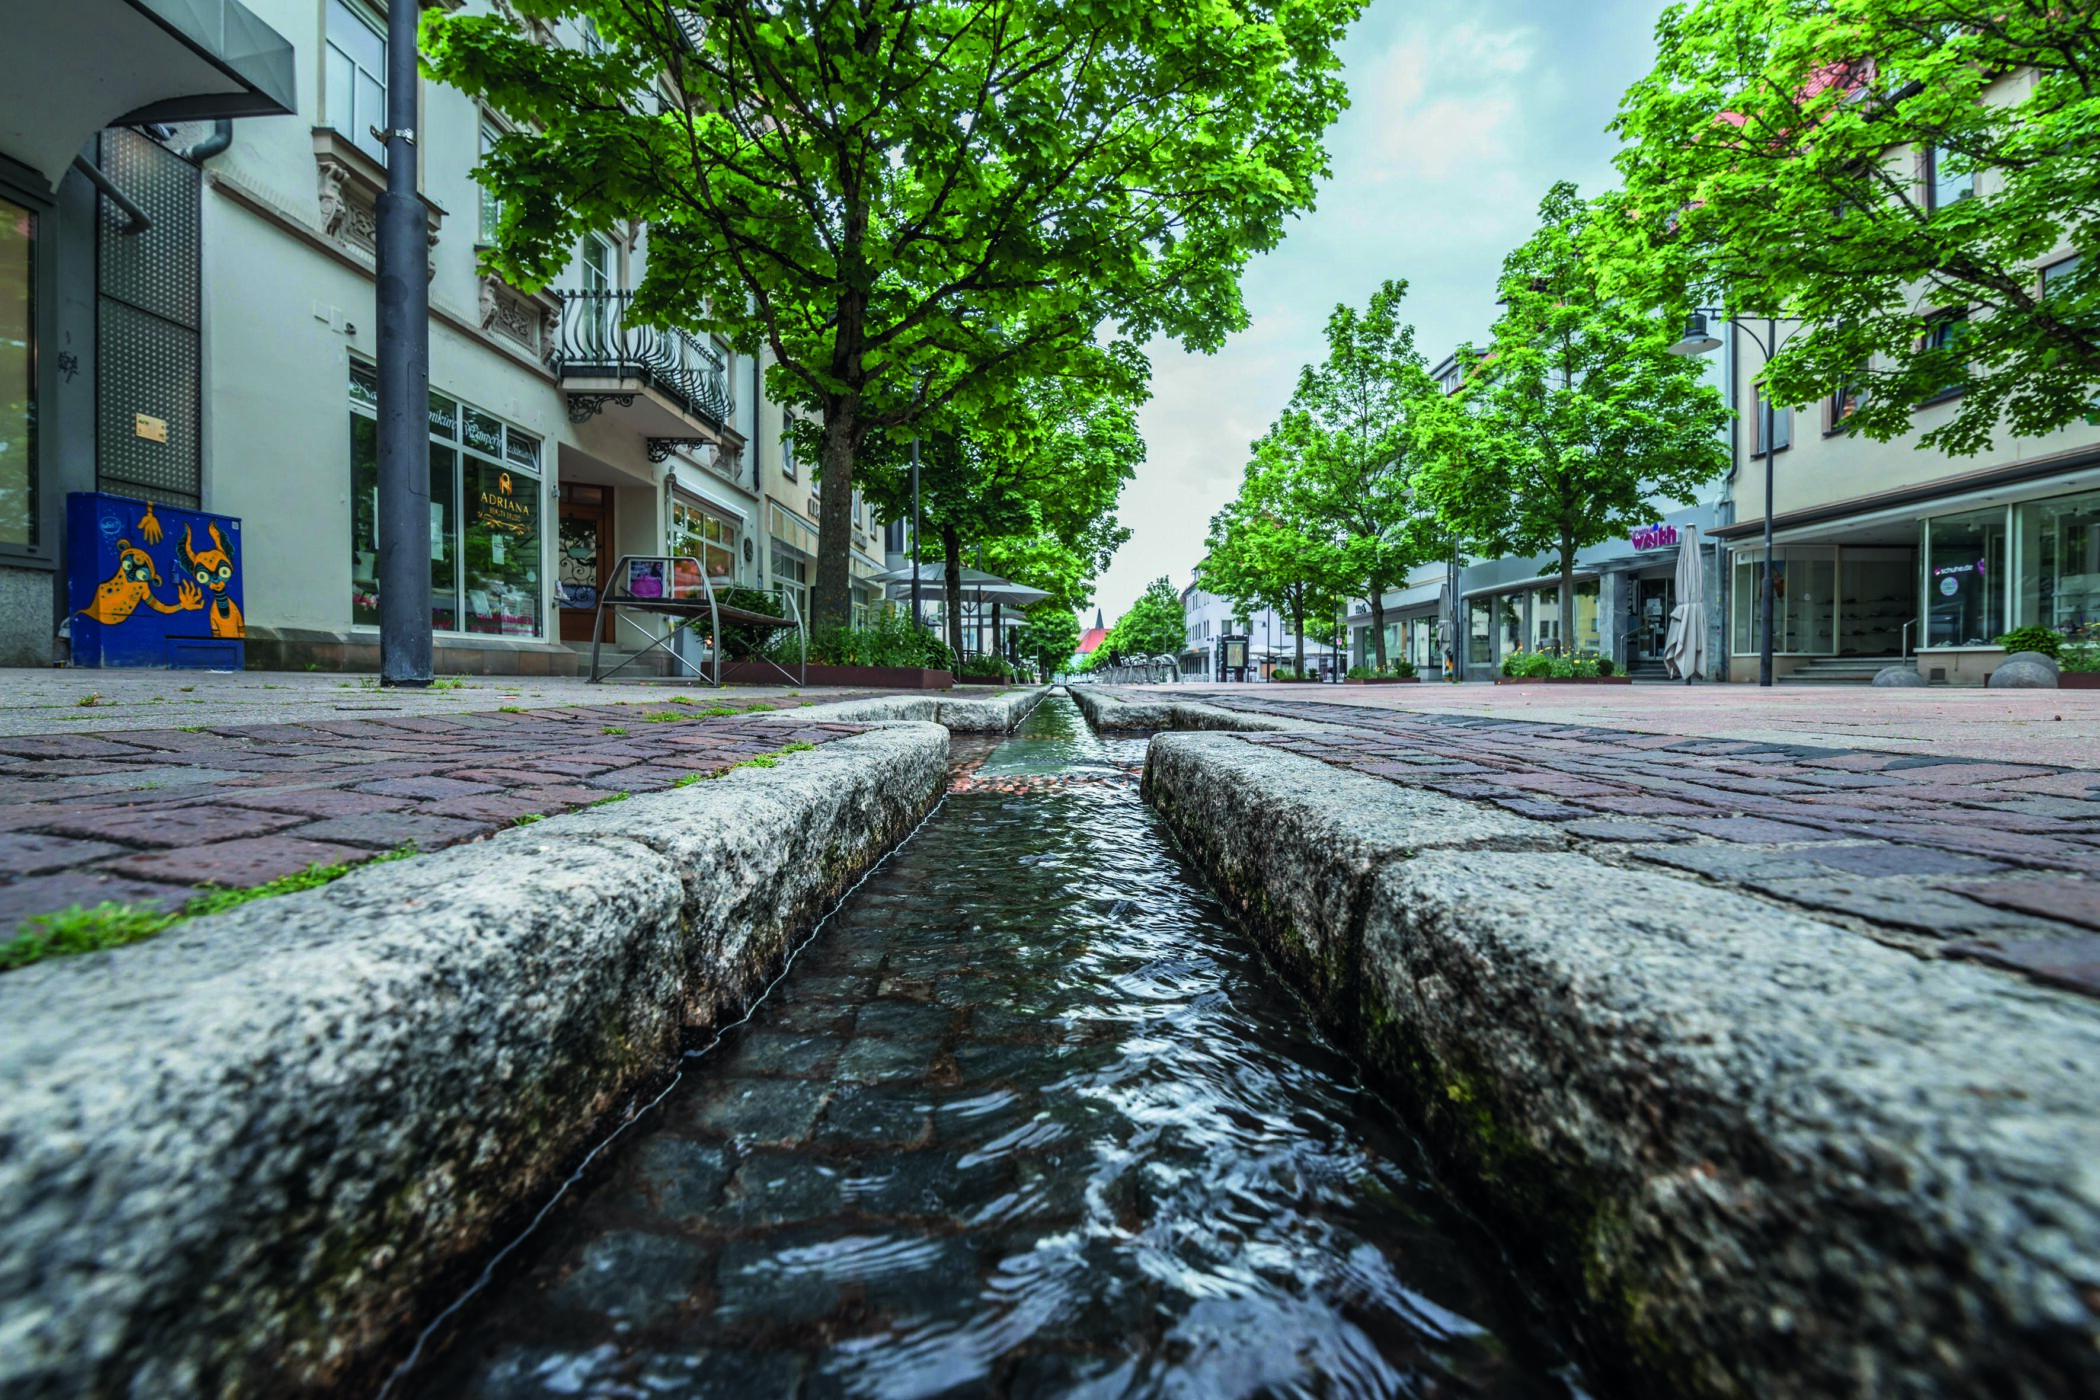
left=410, top=695, right=1599, bottom=1399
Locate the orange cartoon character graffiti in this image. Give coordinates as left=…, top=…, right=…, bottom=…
left=177, top=522, right=244, bottom=638
left=76, top=542, right=202, bottom=625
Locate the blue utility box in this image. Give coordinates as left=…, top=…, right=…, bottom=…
left=66, top=492, right=246, bottom=670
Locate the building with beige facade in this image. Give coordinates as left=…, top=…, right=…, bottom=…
left=1708, top=155, right=2094, bottom=685
left=2, top=0, right=884, bottom=678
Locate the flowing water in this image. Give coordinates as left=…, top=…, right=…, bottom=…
left=411, top=695, right=1597, bottom=1399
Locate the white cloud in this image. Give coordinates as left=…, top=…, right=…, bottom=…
left=1087, top=0, right=1672, bottom=624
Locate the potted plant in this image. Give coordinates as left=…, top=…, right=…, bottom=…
left=2061, top=641, right=2100, bottom=689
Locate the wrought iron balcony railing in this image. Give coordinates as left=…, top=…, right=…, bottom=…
left=552, top=290, right=733, bottom=430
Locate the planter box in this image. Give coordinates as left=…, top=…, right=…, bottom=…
left=1268, top=679, right=1331, bottom=685
left=1344, top=676, right=1421, bottom=685
left=719, top=662, right=954, bottom=689
left=2061, top=672, right=2100, bottom=689
left=956, top=676, right=1023, bottom=686
left=1493, top=676, right=1635, bottom=685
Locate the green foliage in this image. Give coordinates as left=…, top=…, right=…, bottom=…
left=1271, top=666, right=1302, bottom=681
left=1595, top=655, right=1615, bottom=678
left=959, top=653, right=1020, bottom=681
left=772, top=610, right=954, bottom=669
left=1015, top=604, right=1082, bottom=678
left=1279, top=280, right=1444, bottom=671
left=427, top=0, right=1361, bottom=627
left=1, top=847, right=416, bottom=972
left=1346, top=658, right=1416, bottom=679
left=1100, top=578, right=1187, bottom=663
left=1608, top=0, right=2100, bottom=457
left=1198, top=434, right=1352, bottom=678
left=2059, top=644, right=2100, bottom=674
left=713, top=586, right=789, bottom=661
left=1996, top=626, right=2065, bottom=660
left=1415, top=183, right=1730, bottom=647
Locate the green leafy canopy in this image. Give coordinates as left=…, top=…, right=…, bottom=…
left=1609, top=0, right=2100, bottom=456
left=425, top=0, right=1364, bottom=627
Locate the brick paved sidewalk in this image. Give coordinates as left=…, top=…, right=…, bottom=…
left=0, top=697, right=873, bottom=934
left=1137, top=689, right=2100, bottom=999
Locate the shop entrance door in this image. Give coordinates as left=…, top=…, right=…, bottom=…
left=1632, top=577, right=1675, bottom=662
left=558, top=488, right=613, bottom=643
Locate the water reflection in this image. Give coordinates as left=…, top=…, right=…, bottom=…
left=415, top=696, right=1594, bottom=1399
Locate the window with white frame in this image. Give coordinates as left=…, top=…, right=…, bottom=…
left=478, top=122, right=503, bottom=244
left=324, top=0, right=388, bottom=167
left=1927, top=146, right=1975, bottom=211
left=1751, top=381, right=1792, bottom=455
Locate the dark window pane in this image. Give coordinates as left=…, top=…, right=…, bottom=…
left=1, top=198, right=34, bottom=546
left=462, top=459, right=541, bottom=635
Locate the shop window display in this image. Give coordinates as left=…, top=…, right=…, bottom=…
left=2015, top=491, right=2100, bottom=644
left=1467, top=598, right=1492, bottom=666
left=1924, top=508, right=2007, bottom=648
left=349, top=366, right=539, bottom=635
left=671, top=499, right=738, bottom=582
left=1837, top=550, right=1914, bottom=656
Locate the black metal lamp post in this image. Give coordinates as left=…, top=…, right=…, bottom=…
left=376, top=0, right=431, bottom=686
left=909, top=435, right=922, bottom=630
left=1668, top=310, right=1795, bottom=688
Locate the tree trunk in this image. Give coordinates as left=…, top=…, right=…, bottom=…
left=812, top=404, right=858, bottom=631
left=1291, top=589, right=1305, bottom=676
left=941, top=523, right=965, bottom=666
left=1558, top=526, right=1577, bottom=658
left=1368, top=579, right=1388, bottom=673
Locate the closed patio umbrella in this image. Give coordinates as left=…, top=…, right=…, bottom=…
left=1662, top=524, right=1709, bottom=681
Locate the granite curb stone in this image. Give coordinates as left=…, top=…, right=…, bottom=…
left=1137, top=727, right=2100, bottom=1398
left=0, top=724, right=947, bottom=1399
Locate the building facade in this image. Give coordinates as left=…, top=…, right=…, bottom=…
left=3, top=0, right=887, bottom=677
left=1180, top=578, right=1327, bottom=679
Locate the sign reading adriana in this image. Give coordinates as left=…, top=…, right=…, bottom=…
left=479, top=471, right=534, bottom=533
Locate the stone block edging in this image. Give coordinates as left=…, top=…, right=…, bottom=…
left=1066, top=684, right=1318, bottom=733
left=775, top=684, right=1050, bottom=732
left=1140, top=729, right=2100, bottom=1398
left=0, top=724, right=948, bottom=1399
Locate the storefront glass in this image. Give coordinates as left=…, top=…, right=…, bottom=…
left=671, top=498, right=738, bottom=581
left=1731, top=547, right=1837, bottom=654
left=1531, top=588, right=1560, bottom=653
left=350, top=367, right=538, bottom=634
left=1924, top=508, right=2007, bottom=648
left=1837, top=549, right=1914, bottom=656
left=2015, top=490, right=2100, bottom=644
left=1496, top=593, right=1522, bottom=658
left=1, top=198, right=33, bottom=547
left=1467, top=598, right=1491, bottom=665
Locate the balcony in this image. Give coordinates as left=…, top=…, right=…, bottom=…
left=552, top=290, right=741, bottom=464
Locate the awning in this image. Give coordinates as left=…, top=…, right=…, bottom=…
left=3, top=0, right=297, bottom=191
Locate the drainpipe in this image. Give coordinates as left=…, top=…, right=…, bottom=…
left=70, top=155, right=150, bottom=235
left=181, top=120, right=234, bottom=163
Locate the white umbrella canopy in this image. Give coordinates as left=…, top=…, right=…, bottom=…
left=875, top=563, right=1050, bottom=608
left=1662, top=524, right=1709, bottom=680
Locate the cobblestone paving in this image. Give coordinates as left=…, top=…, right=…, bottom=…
left=0, top=697, right=873, bottom=932
left=1138, top=690, right=2100, bottom=999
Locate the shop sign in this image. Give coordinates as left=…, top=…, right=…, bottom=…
left=1629, top=523, right=1678, bottom=550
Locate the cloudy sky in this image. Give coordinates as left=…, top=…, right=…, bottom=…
left=1086, top=0, right=1675, bottom=624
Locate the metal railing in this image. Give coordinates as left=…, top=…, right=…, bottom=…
left=552, top=290, right=733, bottom=428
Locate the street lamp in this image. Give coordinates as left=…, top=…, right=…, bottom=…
left=1668, top=309, right=1798, bottom=688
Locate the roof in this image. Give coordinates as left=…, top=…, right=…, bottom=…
left=1075, top=627, right=1108, bottom=655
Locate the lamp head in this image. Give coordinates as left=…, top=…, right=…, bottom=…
left=1668, top=311, right=1723, bottom=356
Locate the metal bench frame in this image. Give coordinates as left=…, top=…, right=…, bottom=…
left=586, top=555, right=806, bottom=686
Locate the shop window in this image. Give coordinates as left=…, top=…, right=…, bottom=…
left=1496, top=593, right=1522, bottom=658
left=1751, top=382, right=1792, bottom=455
left=1531, top=587, right=1561, bottom=654
left=1573, top=579, right=1600, bottom=654
left=1, top=197, right=33, bottom=548
left=1466, top=599, right=1491, bottom=666
left=1731, top=548, right=1836, bottom=655
left=2015, top=491, right=2100, bottom=645
left=349, top=365, right=540, bottom=636
left=1924, top=507, right=2008, bottom=648
left=672, top=499, right=738, bottom=581
left=1838, top=550, right=1917, bottom=657
left=771, top=544, right=808, bottom=617
left=324, top=0, right=388, bottom=167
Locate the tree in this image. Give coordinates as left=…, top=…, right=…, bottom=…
left=1414, top=183, right=1731, bottom=652
left=1198, top=434, right=1348, bottom=677
left=1015, top=604, right=1081, bottom=678
left=426, top=0, right=1361, bottom=627
left=1099, top=577, right=1186, bottom=663
left=1286, top=281, right=1440, bottom=671
left=1609, top=0, right=2100, bottom=456
left=847, top=370, right=1139, bottom=658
